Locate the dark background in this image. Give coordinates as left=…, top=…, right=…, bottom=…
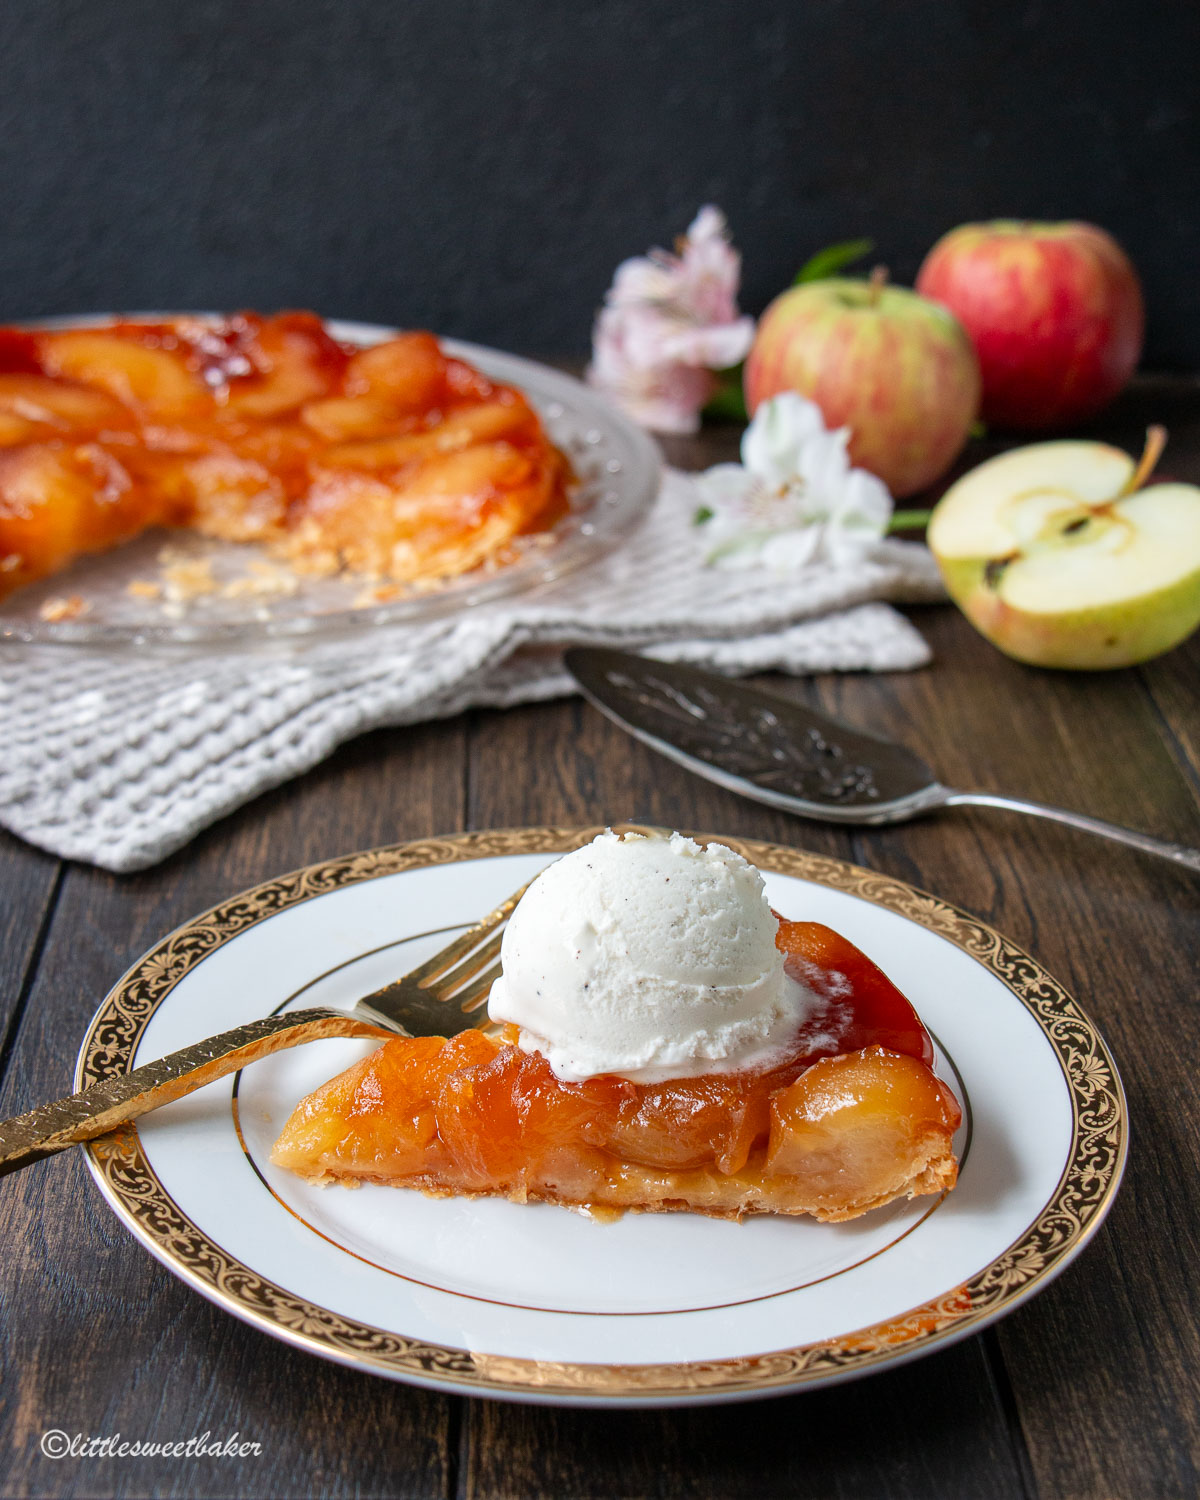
left=0, top=0, right=1197, bottom=364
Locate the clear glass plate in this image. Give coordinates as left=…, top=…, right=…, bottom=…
left=0, top=319, right=661, bottom=651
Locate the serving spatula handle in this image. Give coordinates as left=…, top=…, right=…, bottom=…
left=943, top=790, right=1200, bottom=873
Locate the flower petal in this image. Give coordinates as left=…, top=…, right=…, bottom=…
left=659, top=317, right=755, bottom=369
left=694, top=463, right=760, bottom=510
left=589, top=206, right=754, bottom=431
left=696, top=391, right=896, bottom=571
left=742, top=392, right=826, bottom=484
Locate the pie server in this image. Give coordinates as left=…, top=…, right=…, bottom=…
left=564, top=647, right=1200, bottom=875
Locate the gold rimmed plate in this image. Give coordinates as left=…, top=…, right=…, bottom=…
left=76, top=828, right=1126, bottom=1406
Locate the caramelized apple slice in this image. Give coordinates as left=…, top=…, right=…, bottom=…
left=299, top=395, right=410, bottom=444
left=435, top=1044, right=604, bottom=1189
left=382, top=442, right=553, bottom=578
left=445, top=356, right=500, bottom=404
left=0, top=374, right=134, bottom=436
left=325, top=398, right=541, bottom=472
left=35, top=332, right=207, bottom=419
left=0, top=412, right=35, bottom=448
left=765, top=1046, right=960, bottom=1214
left=271, top=1032, right=498, bottom=1183
left=0, top=446, right=98, bottom=587
left=344, top=332, right=448, bottom=409
left=0, top=443, right=164, bottom=590
left=225, top=314, right=345, bottom=418
left=593, top=1072, right=770, bottom=1174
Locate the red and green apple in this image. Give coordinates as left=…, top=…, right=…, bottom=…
left=744, top=272, right=980, bottom=498
left=915, top=221, right=1143, bottom=429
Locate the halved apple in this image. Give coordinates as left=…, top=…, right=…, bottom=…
left=928, top=430, right=1200, bottom=668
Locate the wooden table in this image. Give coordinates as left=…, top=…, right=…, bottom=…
left=2, top=382, right=1199, bottom=1499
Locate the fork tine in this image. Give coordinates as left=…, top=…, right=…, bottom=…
left=402, top=879, right=532, bottom=986
left=423, top=928, right=504, bottom=994
left=441, top=960, right=503, bottom=1014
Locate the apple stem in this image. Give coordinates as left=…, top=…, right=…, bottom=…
left=867, top=265, right=888, bottom=307
left=1118, top=424, right=1168, bottom=497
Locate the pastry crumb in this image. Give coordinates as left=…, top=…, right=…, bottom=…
left=161, top=557, right=217, bottom=602
left=39, top=594, right=90, bottom=622
left=351, top=583, right=404, bottom=608
left=220, top=561, right=300, bottom=600
left=126, top=579, right=163, bottom=600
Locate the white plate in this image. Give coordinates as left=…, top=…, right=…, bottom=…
left=0, top=319, right=660, bottom=650
left=78, top=829, right=1126, bottom=1406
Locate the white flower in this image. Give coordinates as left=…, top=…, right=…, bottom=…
left=586, top=206, right=756, bottom=435
left=695, top=392, right=893, bottom=569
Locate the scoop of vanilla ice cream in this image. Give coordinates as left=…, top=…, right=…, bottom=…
left=487, top=830, right=810, bottom=1082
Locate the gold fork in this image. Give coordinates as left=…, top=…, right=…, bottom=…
left=0, top=880, right=530, bottom=1178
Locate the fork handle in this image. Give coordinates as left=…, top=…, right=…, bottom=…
left=943, top=790, right=1200, bottom=873
left=0, top=1008, right=392, bottom=1178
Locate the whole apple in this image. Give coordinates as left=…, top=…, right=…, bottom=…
left=928, top=428, right=1200, bottom=669
left=915, top=221, right=1144, bottom=429
left=744, top=274, right=980, bottom=498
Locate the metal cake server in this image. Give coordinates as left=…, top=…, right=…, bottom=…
left=565, top=647, right=1200, bottom=874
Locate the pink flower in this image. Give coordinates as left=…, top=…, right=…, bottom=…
left=587, top=206, right=755, bottom=434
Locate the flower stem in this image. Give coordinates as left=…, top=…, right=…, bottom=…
left=887, top=508, right=933, bottom=533
left=702, top=365, right=749, bottom=423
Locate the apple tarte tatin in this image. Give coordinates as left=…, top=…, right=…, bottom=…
left=271, top=917, right=961, bottom=1223
left=0, top=314, right=569, bottom=600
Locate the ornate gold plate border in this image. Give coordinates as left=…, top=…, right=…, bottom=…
left=78, top=827, right=1127, bottom=1404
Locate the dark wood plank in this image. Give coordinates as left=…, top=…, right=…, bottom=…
left=1139, top=639, right=1200, bottom=797
left=466, top=1345, right=1026, bottom=1500
left=0, top=719, right=467, bottom=1500
left=802, top=608, right=1200, bottom=1500
left=0, top=833, right=60, bottom=1045
left=465, top=693, right=854, bottom=860
left=463, top=693, right=1029, bottom=1500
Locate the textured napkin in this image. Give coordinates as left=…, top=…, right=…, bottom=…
left=0, top=470, right=943, bottom=872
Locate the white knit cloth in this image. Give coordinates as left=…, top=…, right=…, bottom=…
left=0, top=470, right=943, bottom=872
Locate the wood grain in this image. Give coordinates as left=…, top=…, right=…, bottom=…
left=1140, top=638, right=1200, bottom=796
left=0, top=837, right=60, bottom=1042
left=465, top=1347, right=1028, bottom=1500
left=3, top=378, right=1200, bottom=1498
left=0, top=720, right=467, bottom=1500
left=808, top=611, right=1200, bottom=1500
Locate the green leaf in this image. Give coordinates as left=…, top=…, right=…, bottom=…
left=701, top=365, right=749, bottom=424
left=793, top=238, right=875, bottom=285
left=693, top=504, right=715, bottom=525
